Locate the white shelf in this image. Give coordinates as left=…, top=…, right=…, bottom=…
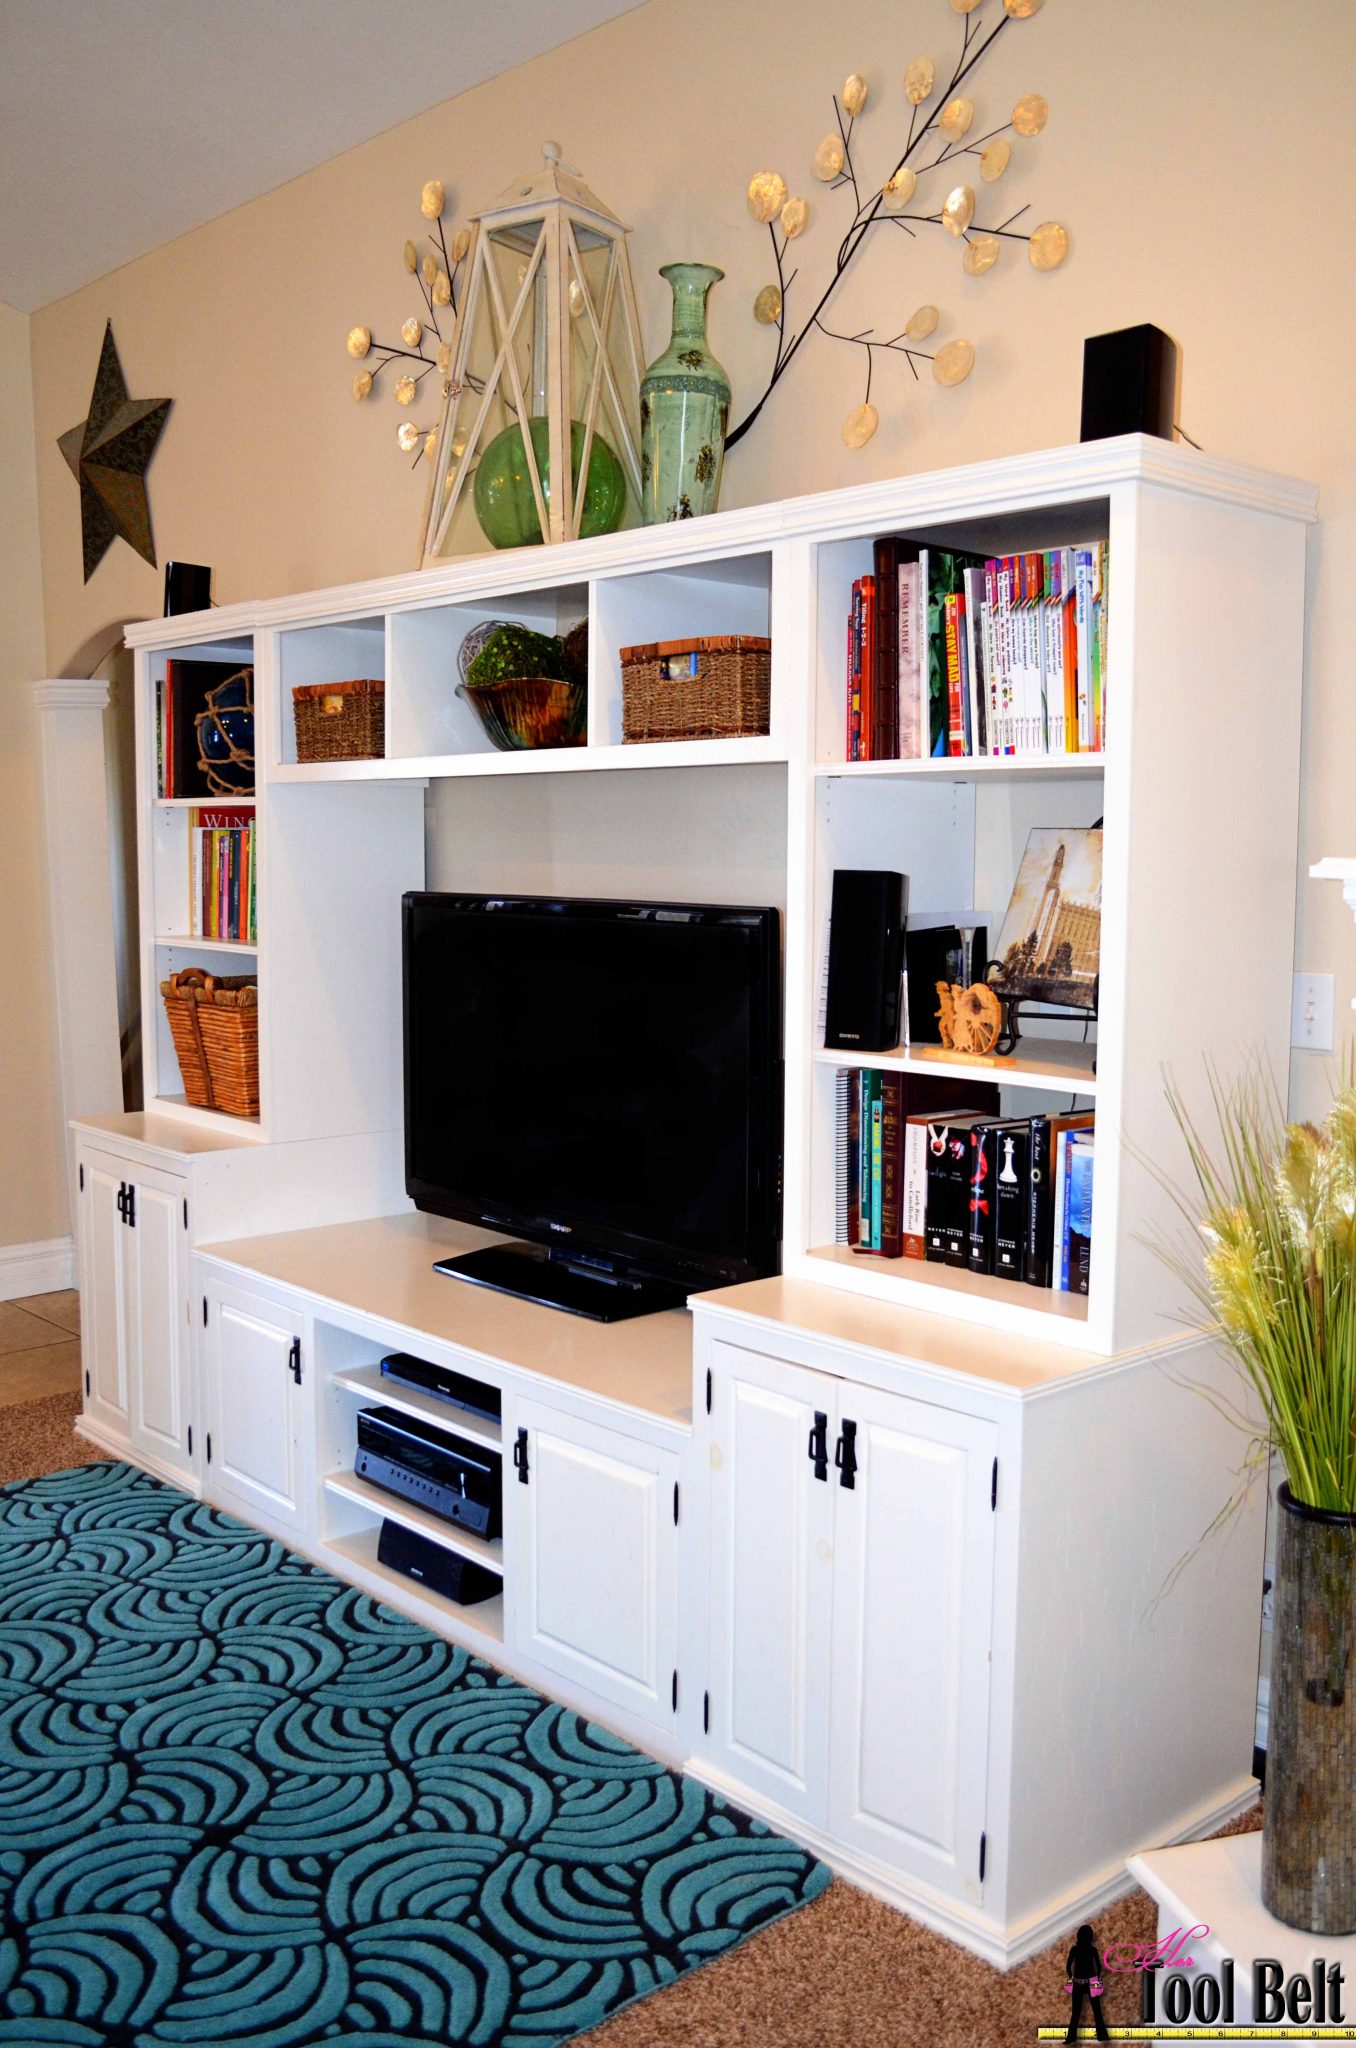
left=331, top=1363, right=502, bottom=1450
left=805, top=1242, right=1092, bottom=1334
left=323, top=1468, right=504, bottom=1572
left=815, top=755, right=1106, bottom=779
left=269, top=734, right=787, bottom=782
left=815, top=1035, right=1098, bottom=1097
left=151, top=1092, right=262, bottom=1136
left=322, top=1525, right=504, bottom=1642
left=154, top=934, right=257, bottom=955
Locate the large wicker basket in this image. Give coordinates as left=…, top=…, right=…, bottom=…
left=293, top=678, right=385, bottom=762
left=620, top=635, right=771, bottom=743
left=160, top=971, right=259, bottom=1119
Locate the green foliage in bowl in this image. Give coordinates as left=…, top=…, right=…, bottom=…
left=465, top=624, right=568, bottom=691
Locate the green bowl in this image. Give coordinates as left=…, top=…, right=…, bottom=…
left=457, top=675, right=587, bottom=751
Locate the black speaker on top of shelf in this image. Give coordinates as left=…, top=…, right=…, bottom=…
left=376, top=1518, right=501, bottom=1605
left=163, top=561, right=212, bottom=616
left=824, top=869, right=907, bottom=1052
left=1079, top=324, right=1179, bottom=443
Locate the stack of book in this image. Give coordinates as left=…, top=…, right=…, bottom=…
left=189, top=806, right=256, bottom=945
left=844, top=537, right=1108, bottom=762
left=837, top=1070, right=1094, bottom=1296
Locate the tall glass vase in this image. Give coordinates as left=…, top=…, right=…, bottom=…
left=1262, top=1483, right=1356, bottom=1933
left=640, top=263, right=730, bottom=524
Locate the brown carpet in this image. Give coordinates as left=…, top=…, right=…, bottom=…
left=1, top=1389, right=1259, bottom=2046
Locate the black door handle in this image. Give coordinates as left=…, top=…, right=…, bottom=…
left=835, top=1418, right=858, bottom=1490
left=288, top=1337, right=302, bottom=1385
left=807, top=1410, right=829, bottom=1482
left=116, top=1181, right=127, bottom=1222
left=512, top=1427, right=530, bottom=1483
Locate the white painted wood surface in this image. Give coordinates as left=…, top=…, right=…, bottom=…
left=204, top=1278, right=307, bottom=1535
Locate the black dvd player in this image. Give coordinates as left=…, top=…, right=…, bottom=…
left=379, top=1352, right=501, bottom=1424
left=354, top=1405, right=502, bottom=1536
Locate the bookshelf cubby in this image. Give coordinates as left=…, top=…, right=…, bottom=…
left=124, top=436, right=1314, bottom=1350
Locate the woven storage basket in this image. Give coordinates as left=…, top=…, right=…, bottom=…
left=160, top=971, right=260, bottom=1119
left=620, top=635, right=771, bottom=743
left=293, top=678, right=385, bottom=763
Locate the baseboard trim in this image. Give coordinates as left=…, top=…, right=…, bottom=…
left=685, top=1763, right=1262, bottom=1970
left=0, top=1235, right=74, bottom=1302
left=73, top=1417, right=201, bottom=1497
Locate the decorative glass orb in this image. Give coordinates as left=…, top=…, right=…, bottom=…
left=473, top=416, right=626, bottom=549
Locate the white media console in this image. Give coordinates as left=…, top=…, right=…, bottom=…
left=71, top=437, right=1316, bottom=1964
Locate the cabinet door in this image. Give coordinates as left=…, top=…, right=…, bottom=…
left=80, top=1149, right=131, bottom=1444
left=127, top=1163, right=192, bottom=1479
left=827, top=1383, right=996, bottom=1903
left=706, top=1341, right=837, bottom=1822
left=204, top=1279, right=308, bottom=1538
left=509, top=1397, right=678, bottom=1727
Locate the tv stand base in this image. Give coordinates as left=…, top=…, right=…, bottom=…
left=433, top=1241, right=688, bottom=1322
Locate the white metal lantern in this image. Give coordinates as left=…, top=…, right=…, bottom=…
left=421, top=143, right=646, bottom=562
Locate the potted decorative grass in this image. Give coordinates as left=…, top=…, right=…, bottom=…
left=1168, top=1068, right=1356, bottom=1933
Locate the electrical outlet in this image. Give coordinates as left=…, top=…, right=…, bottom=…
left=1292, top=972, right=1335, bottom=1052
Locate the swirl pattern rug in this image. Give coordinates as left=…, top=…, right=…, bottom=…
left=0, top=1462, right=829, bottom=2047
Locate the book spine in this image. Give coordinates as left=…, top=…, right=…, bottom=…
left=992, top=1123, right=1029, bottom=1280
left=164, top=661, right=175, bottom=800
left=1053, top=1126, right=1074, bottom=1292
left=861, top=576, right=876, bottom=765
left=944, top=592, right=966, bottom=757
left=834, top=1068, right=854, bottom=1245
left=967, top=1123, right=995, bottom=1274
left=964, top=565, right=986, bottom=757
left=926, top=1122, right=970, bottom=1267
left=1025, top=1115, right=1054, bottom=1287
left=1068, top=1139, right=1095, bottom=1295
left=873, top=538, right=900, bottom=760
left=1060, top=547, right=1080, bottom=753
left=903, top=1119, right=927, bottom=1260
left=859, top=1069, right=874, bottom=1249
left=897, top=561, right=923, bottom=760
left=870, top=1087, right=883, bottom=1250
left=1095, top=540, right=1109, bottom=749
left=878, top=1073, right=904, bottom=1258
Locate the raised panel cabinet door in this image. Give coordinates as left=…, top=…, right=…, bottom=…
left=80, top=1149, right=131, bottom=1443
left=827, top=1384, right=997, bottom=1903
left=510, top=1398, right=678, bottom=1726
left=126, top=1164, right=192, bottom=1479
left=204, top=1282, right=307, bottom=1537
left=705, top=1341, right=837, bottom=1824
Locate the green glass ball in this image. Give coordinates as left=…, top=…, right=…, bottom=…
left=473, top=415, right=627, bottom=549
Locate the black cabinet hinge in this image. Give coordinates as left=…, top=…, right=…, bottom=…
left=979, top=1831, right=987, bottom=1883
left=703, top=1690, right=710, bottom=1734
left=84, top=1369, right=90, bottom=1397
left=116, top=1181, right=127, bottom=1223
left=673, top=1481, right=680, bottom=1526
left=288, top=1337, right=302, bottom=1386
left=187, top=1425, right=193, bottom=1457
left=79, top=1163, right=84, bottom=1192
left=991, top=1457, right=998, bottom=1512
left=205, top=1433, right=212, bottom=1465
left=705, top=1366, right=712, bottom=1414
left=183, top=1197, right=189, bottom=1230
left=202, top=1296, right=208, bottom=1327
left=512, top=1427, right=530, bottom=1484
left=835, top=1417, right=858, bottom=1490
left=807, top=1409, right=829, bottom=1482
left=671, top=1669, right=679, bottom=1712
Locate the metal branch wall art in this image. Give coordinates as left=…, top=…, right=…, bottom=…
left=344, top=180, right=469, bottom=465
left=736, top=0, right=1067, bottom=453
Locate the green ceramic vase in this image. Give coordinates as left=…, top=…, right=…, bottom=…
left=640, top=264, right=730, bottom=524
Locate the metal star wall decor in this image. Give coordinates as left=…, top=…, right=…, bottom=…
left=58, top=321, right=172, bottom=581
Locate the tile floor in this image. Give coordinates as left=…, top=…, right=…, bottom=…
left=0, top=1291, right=82, bottom=1408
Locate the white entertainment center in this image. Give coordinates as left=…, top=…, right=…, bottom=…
left=70, top=435, right=1315, bottom=1966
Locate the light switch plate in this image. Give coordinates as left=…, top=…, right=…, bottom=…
left=1292, top=972, right=1335, bottom=1052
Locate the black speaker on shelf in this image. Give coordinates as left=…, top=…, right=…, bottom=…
left=163, top=561, right=212, bottom=616
left=824, top=869, right=907, bottom=1052
left=1079, top=324, right=1178, bottom=444
left=376, top=1518, right=501, bottom=1605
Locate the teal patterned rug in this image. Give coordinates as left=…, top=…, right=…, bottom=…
left=0, top=1462, right=828, bottom=2046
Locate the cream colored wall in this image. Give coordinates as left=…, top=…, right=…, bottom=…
left=23, top=0, right=1356, bottom=1118
left=0, top=302, right=68, bottom=1247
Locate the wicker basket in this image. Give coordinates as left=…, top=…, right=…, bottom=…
left=160, top=971, right=260, bottom=1119
left=620, top=635, right=771, bottom=743
left=293, top=678, right=385, bottom=762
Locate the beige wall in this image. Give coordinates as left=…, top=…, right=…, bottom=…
left=0, top=301, right=68, bottom=1247
left=23, top=0, right=1356, bottom=1120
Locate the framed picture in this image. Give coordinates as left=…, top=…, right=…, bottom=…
left=988, top=827, right=1102, bottom=1011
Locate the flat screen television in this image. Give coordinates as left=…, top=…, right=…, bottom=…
left=403, top=892, right=782, bottom=1320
